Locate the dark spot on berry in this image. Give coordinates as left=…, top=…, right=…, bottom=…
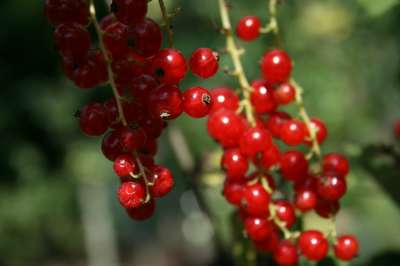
left=203, top=94, right=212, bottom=105
left=72, top=63, right=79, bottom=71
left=74, top=110, right=81, bottom=118
left=110, top=1, right=118, bottom=13
left=155, top=68, right=165, bottom=77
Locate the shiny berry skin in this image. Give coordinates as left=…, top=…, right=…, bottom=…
left=210, top=87, right=239, bottom=113
left=394, top=119, right=400, bottom=139
left=112, top=58, right=143, bottom=84
left=280, top=119, right=307, bottom=146
left=148, top=165, right=174, bottom=198
left=189, top=48, right=219, bottom=78
left=305, top=118, right=328, bottom=145
left=255, top=143, right=281, bottom=169
left=323, top=153, right=349, bottom=177
left=207, top=109, right=245, bottom=148
left=241, top=183, right=271, bottom=216
left=299, top=230, right=329, bottom=261
left=280, top=151, right=308, bottom=182
left=102, top=130, right=124, bottom=161
left=317, top=174, right=347, bottom=201
left=239, top=127, right=273, bottom=158
left=120, top=127, right=147, bottom=151
left=273, top=240, right=298, bottom=266
left=138, top=138, right=157, bottom=156
left=149, top=48, right=187, bottom=85
left=126, top=199, right=155, bottom=221
left=54, top=23, right=91, bottom=62
left=244, top=216, right=274, bottom=242
left=221, top=148, right=249, bottom=181
left=129, top=74, right=158, bottom=99
left=250, top=80, right=277, bottom=114
left=236, top=16, right=261, bottom=41
left=137, top=114, right=165, bottom=138
left=113, top=154, right=136, bottom=177
left=274, top=200, right=296, bottom=228
left=315, top=199, right=340, bottom=218
left=261, top=49, right=293, bottom=84
left=79, top=102, right=110, bottom=136
left=45, top=0, right=89, bottom=26
left=118, top=181, right=146, bottom=209
left=223, top=181, right=244, bottom=206
left=182, top=87, right=213, bottom=118
left=266, top=111, right=291, bottom=137
left=127, top=18, right=162, bottom=57
left=254, top=229, right=280, bottom=253
left=334, top=235, right=359, bottom=261
left=273, top=83, right=296, bottom=105
left=103, top=22, right=129, bottom=59
left=295, top=189, right=317, bottom=212
left=148, top=85, right=183, bottom=120
left=99, top=14, right=116, bottom=30
left=111, top=0, right=147, bottom=25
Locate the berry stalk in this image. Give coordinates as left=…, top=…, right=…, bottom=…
left=158, top=0, right=174, bottom=47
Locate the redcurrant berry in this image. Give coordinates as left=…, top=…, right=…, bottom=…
left=241, top=183, right=270, bottom=216
left=317, top=174, right=347, bottom=201
left=113, top=154, right=136, bottom=177
left=280, top=119, right=307, bottom=146
left=280, top=151, right=308, bottom=182
left=265, top=111, right=291, bottom=138
left=261, top=49, right=292, bottom=84
left=189, top=48, right=219, bottom=79
left=315, top=199, right=340, bottom=218
left=148, top=165, right=174, bottom=198
left=298, top=230, right=329, bottom=261
left=210, top=87, right=239, bottom=113
left=118, top=181, right=146, bottom=209
left=323, top=153, right=349, bottom=177
left=304, top=118, right=328, bottom=145
left=254, top=143, right=281, bottom=169
left=295, top=189, right=317, bottom=212
left=102, top=129, right=124, bottom=161
left=71, top=50, right=108, bottom=89
left=45, top=0, right=89, bottom=26
left=239, top=127, right=273, bottom=157
left=148, top=48, right=187, bottom=85
left=120, top=127, right=147, bottom=151
left=126, top=199, right=156, bottom=221
left=273, top=240, right=299, bottom=266
left=334, top=235, right=359, bottom=261
left=137, top=114, right=165, bottom=138
left=254, top=229, right=280, bottom=253
left=250, top=80, right=277, bottom=114
left=221, top=148, right=249, bottom=181
left=223, top=181, right=244, bottom=206
left=103, top=21, right=129, bottom=59
left=127, top=18, right=162, bottom=57
left=274, top=200, right=296, bottom=228
left=111, top=0, right=147, bottom=25
left=236, top=16, right=261, bottom=41
left=273, top=83, right=296, bottom=105
left=148, top=85, right=183, bottom=120
left=244, top=216, right=274, bottom=242
left=79, top=102, right=110, bottom=136
left=182, top=87, right=213, bottom=118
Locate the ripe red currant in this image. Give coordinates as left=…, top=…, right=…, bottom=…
left=261, top=49, right=292, bottom=84
left=148, top=48, right=187, bottom=85
left=99, top=14, right=116, bottom=31
left=45, top=0, right=89, bottom=26
left=298, top=230, right=329, bottom=261
left=118, top=181, right=146, bottom=209
left=244, top=216, right=274, bottom=242
left=274, top=200, right=296, bottom=228
left=250, top=80, right=277, bottom=114
left=148, top=85, right=183, bottom=120
left=305, top=118, right=328, bottom=145
left=239, top=127, right=273, bottom=157
left=241, top=183, right=271, bottom=216
left=182, top=87, right=213, bottom=118
left=189, top=48, right=219, bottom=79
left=280, top=151, right=308, bottom=182
left=221, top=148, right=249, bottom=181
left=265, top=111, right=291, bottom=137
left=120, top=127, right=147, bottom=151
left=103, top=21, right=129, bottom=59
left=79, top=102, right=110, bottom=136
left=112, top=58, right=143, bottom=84
left=113, top=154, right=136, bottom=177
left=126, top=199, right=156, bottom=221
left=127, top=18, right=162, bottom=57
left=315, top=199, right=340, bottom=218
left=254, top=143, right=281, bottom=170
left=111, top=0, right=148, bottom=25
left=280, top=119, right=307, bottom=146
left=210, top=87, right=239, bottom=113
left=102, top=129, right=124, bottom=161
left=129, top=74, right=158, bottom=99
left=236, top=16, right=261, bottom=41
left=317, top=174, right=347, bottom=201
left=148, top=165, right=174, bottom=198
left=273, top=83, right=296, bottom=105
left=223, top=181, right=244, bottom=206
left=334, top=235, right=359, bottom=261
left=295, top=189, right=317, bottom=212
left=323, top=153, right=349, bottom=177
left=137, top=114, right=165, bottom=138
left=273, top=240, right=299, bottom=266
left=254, top=229, right=280, bottom=253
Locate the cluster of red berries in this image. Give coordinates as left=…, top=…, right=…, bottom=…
left=45, top=0, right=219, bottom=220
left=205, top=14, right=359, bottom=265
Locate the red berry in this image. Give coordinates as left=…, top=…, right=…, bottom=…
left=223, top=181, right=244, bottom=206
left=315, top=199, right=340, bottom=218
left=241, top=183, right=270, bottom=216
left=273, top=240, right=298, bottom=266
left=112, top=58, right=143, bottom=84
left=250, top=80, right=277, bottom=114
left=280, top=119, right=307, bottom=146
left=148, top=165, right=174, bottom=198
left=221, top=148, right=249, bottom=181
left=274, top=200, right=296, bottom=228
left=323, top=153, right=349, bottom=177
left=138, top=138, right=158, bottom=156
left=99, top=14, right=116, bottom=31
left=280, top=151, right=308, bottom=182
left=334, top=235, right=359, bottom=261
left=394, top=119, right=400, bottom=139
left=102, top=129, right=124, bottom=161
left=79, top=102, right=110, bottom=136
left=239, top=127, right=273, bottom=158
left=54, top=23, right=91, bottom=62
left=148, top=85, right=183, bottom=120
left=261, top=49, right=292, bottom=84
left=254, top=229, right=280, bottom=253
left=114, top=154, right=136, bottom=177
left=255, top=143, right=281, bottom=169
left=207, top=109, right=245, bottom=148
left=295, top=189, right=317, bottom=212
left=103, top=98, right=120, bottom=126
left=266, top=111, right=291, bottom=137
left=210, top=87, right=239, bottom=113
left=120, top=127, right=147, bottom=151
left=189, top=48, right=219, bottom=79
left=236, top=16, right=261, bottom=41
left=118, top=181, right=146, bottom=209
left=126, top=199, right=156, bottom=221
left=182, top=87, right=213, bottom=118
left=45, top=0, right=89, bottom=26
left=273, top=83, right=296, bottom=105
left=127, top=18, right=162, bottom=57
left=298, top=230, right=329, bottom=261
left=149, top=48, right=187, bottom=85
left=317, top=174, right=347, bottom=201
left=137, top=114, right=165, bottom=138
left=244, top=216, right=274, bottom=242
left=111, top=0, right=147, bottom=25
left=305, top=118, right=328, bottom=145
left=103, top=21, right=129, bottom=59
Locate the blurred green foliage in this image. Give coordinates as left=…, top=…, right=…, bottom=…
left=0, top=0, right=399, bottom=265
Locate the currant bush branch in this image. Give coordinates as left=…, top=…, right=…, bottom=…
left=260, top=0, right=279, bottom=34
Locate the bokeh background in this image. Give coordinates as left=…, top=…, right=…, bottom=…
left=1, top=0, right=400, bottom=265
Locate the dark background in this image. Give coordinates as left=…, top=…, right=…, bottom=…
left=0, top=0, right=399, bottom=265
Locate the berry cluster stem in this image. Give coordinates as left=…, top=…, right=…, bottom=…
left=260, top=0, right=279, bottom=34
left=158, top=0, right=174, bottom=47
left=218, top=0, right=256, bottom=127
left=90, top=0, right=151, bottom=202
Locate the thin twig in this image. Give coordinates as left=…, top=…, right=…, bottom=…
left=158, top=0, right=174, bottom=47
